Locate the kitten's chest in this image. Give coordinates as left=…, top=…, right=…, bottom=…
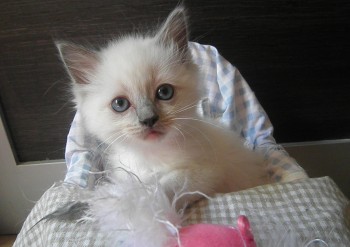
left=107, top=144, right=182, bottom=181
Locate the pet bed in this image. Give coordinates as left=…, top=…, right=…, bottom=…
left=14, top=176, right=350, bottom=246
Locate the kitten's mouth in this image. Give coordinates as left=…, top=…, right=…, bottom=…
left=143, top=129, right=164, bottom=141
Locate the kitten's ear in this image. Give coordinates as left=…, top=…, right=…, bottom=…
left=56, top=41, right=98, bottom=85
left=156, top=6, right=189, bottom=55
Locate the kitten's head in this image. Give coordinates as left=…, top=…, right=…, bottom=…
left=57, top=7, right=202, bottom=147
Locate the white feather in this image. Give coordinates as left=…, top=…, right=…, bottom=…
left=81, top=172, right=182, bottom=247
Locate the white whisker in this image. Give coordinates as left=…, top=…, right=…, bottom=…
left=173, top=123, right=208, bottom=159
left=94, top=132, right=123, bottom=151
left=177, top=122, right=218, bottom=166
left=173, top=117, right=224, bottom=129
left=168, top=101, right=202, bottom=115
left=170, top=125, right=186, bottom=151
left=102, top=132, right=129, bottom=154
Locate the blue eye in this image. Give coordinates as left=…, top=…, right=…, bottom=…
left=156, top=84, right=174, bottom=100
left=111, top=97, right=130, bottom=112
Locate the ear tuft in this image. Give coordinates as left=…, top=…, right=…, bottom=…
left=56, top=41, right=98, bottom=85
left=156, top=6, right=189, bottom=55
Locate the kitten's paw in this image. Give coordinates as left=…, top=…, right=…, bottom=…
left=159, top=168, right=214, bottom=209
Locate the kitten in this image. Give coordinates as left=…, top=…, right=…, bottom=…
left=57, top=7, right=270, bottom=206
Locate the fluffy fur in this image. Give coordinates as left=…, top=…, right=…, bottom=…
left=57, top=7, right=270, bottom=207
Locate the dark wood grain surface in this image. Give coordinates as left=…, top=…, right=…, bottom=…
left=0, top=0, right=349, bottom=162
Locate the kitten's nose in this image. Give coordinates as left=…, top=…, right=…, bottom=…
left=140, top=115, right=159, bottom=128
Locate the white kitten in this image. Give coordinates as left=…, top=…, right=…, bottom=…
left=57, top=7, right=270, bottom=206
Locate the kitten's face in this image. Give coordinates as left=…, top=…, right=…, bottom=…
left=58, top=7, right=202, bottom=147
left=82, top=38, right=200, bottom=145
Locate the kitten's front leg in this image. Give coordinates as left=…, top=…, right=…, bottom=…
left=159, top=165, right=222, bottom=209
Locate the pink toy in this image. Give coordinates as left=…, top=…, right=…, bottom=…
left=177, top=216, right=256, bottom=247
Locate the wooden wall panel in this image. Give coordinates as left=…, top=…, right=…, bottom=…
left=0, top=0, right=349, bottom=161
